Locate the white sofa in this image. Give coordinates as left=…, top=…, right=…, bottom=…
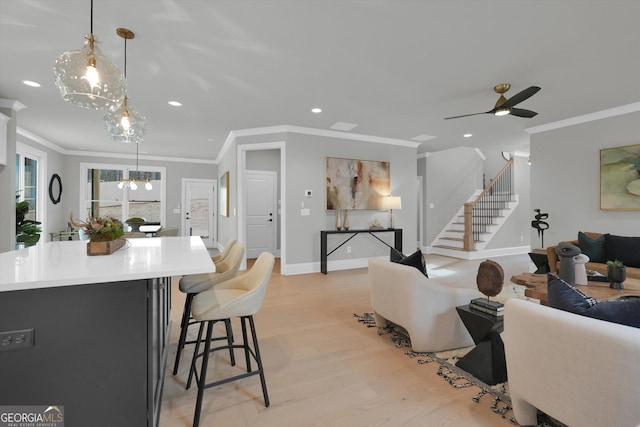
left=504, top=298, right=640, bottom=427
left=368, top=257, right=481, bottom=353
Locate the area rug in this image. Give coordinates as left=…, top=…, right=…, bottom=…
left=354, top=313, right=566, bottom=427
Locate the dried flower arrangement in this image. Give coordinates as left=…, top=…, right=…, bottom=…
left=69, top=212, right=124, bottom=243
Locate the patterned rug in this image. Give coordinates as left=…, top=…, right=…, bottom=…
left=354, top=313, right=566, bottom=427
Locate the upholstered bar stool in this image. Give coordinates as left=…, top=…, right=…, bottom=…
left=212, top=239, right=237, bottom=264
left=172, top=242, right=245, bottom=375
left=188, top=252, right=275, bottom=427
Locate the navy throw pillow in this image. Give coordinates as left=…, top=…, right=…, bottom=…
left=605, top=234, right=640, bottom=268
left=578, top=232, right=607, bottom=263
left=390, top=248, right=428, bottom=277
left=547, top=274, right=640, bottom=328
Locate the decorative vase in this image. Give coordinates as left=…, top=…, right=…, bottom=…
left=607, top=266, right=626, bottom=289
left=343, top=210, right=349, bottom=231
left=335, top=209, right=342, bottom=231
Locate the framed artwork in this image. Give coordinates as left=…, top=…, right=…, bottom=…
left=219, top=171, right=229, bottom=217
left=600, top=144, right=640, bottom=210
left=325, top=157, right=390, bottom=210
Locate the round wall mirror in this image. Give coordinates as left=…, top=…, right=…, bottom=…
left=49, top=173, right=62, bottom=204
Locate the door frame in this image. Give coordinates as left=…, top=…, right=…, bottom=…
left=181, top=178, right=217, bottom=248
left=237, top=141, right=286, bottom=273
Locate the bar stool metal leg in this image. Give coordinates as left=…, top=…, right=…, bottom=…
left=193, top=320, right=215, bottom=427
left=173, top=292, right=195, bottom=375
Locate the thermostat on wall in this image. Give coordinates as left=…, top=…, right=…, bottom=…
left=305, top=190, right=312, bottom=197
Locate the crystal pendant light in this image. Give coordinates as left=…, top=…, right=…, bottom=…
left=104, top=27, right=147, bottom=143
left=53, top=0, right=126, bottom=110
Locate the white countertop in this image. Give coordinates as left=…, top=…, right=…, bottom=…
left=0, top=236, right=216, bottom=292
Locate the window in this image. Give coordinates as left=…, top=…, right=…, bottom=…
left=16, top=143, right=46, bottom=230
left=80, top=162, right=166, bottom=225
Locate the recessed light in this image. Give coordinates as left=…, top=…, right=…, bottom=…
left=311, top=107, right=322, bottom=113
left=207, top=138, right=214, bottom=142
left=22, top=80, right=41, bottom=87
left=463, top=133, right=472, bottom=138
left=168, top=101, right=182, bottom=107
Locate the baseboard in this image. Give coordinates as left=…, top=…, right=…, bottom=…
left=283, top=256, right=387, bottom=276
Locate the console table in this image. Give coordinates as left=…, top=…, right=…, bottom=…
left=320, top=228, right=402, bottom=274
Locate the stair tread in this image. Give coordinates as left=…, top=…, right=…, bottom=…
left=433, top=245, right=478, bottom=251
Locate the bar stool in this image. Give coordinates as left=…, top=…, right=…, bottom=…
left=212, top=239, right=237, bottom=264
left=172, top=242, right=245, bottom=375
left=188, top=252, right=275, bottom=427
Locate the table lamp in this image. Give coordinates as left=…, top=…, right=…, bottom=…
left=382, top=196, right=402, bottom=229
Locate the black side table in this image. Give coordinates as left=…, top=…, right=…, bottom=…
left=455, top=304, right=507, bottom=385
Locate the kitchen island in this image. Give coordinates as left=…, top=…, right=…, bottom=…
left=0, top=236, right=215, bottom=427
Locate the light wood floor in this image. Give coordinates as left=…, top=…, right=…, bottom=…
left=160, top=254, right=533, bottom=427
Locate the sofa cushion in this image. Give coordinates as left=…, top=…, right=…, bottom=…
left=605, top=234, right=640, bottom=268
left=390, top=248, right=428, bottom=277
left=548, top=274, right=640, bottom=328
left=578, top=231, right=607, bottom=263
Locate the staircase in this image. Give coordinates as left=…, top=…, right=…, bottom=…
left=432, top=158, right=518, bottom=257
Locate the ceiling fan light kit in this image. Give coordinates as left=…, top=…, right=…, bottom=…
left=445, top=83, right=541, bottom=120
left=53, top=0, right=126, bottom=111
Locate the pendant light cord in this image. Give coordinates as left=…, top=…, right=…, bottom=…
left=90, top=0, right=93, bottom=34
left=123, top=37, right=127, bottom=78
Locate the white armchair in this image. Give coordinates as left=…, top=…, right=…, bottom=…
left=368, top=258, right=481, bottom=353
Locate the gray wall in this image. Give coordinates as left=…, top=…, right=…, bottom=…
left=221, top=131, right=417, bottom=271
left=424, top=147, right=483, bottom=245
left=284, top=133, right=417, bottom=266
left=531, top=111, right=640, bottom=247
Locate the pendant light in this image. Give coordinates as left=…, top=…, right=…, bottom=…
left=104, top=27, right=147, bottom=144
left=118, top=143, right=153, bottom=191
left=53, top=0, right=126, bottom=110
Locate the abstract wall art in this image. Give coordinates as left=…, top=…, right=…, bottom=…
left=325, top=157, right=390, bottom=210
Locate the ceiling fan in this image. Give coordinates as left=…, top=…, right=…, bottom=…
left=444, top=84, right=541, bottom=120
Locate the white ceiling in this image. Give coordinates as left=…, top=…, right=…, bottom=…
left=2, top=0, right=640, bottom=161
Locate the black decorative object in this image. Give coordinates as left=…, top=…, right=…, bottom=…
left=606, top=260, right=626, bottom=290
left=531, top=208, right=549, bottom=247
left=49, top=173, right=62, bottom=204
left=555, top=243, right=580, bottom=285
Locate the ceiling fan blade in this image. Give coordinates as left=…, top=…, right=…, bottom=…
left=444, top=111, right=488, bottom=120
left=509, top=108, right=538, bottom=118
left=500, top=86, right=541, bottom=108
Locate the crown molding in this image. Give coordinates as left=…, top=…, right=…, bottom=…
left=0, top=98, right=27, bottom=111
left=525, top=101, right=640, bottom=134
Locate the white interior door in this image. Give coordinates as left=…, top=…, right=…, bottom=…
left=245, top=171, right=276, bottom=258
left=182, top=179, right=216, bottom=248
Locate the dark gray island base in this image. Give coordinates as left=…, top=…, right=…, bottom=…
left=0, top=277, right=171, bottom=427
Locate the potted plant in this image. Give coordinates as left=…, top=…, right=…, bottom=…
left=125, top=216, right=146, bottom=232
left=606, top=259, right=626, bottom=289
left=16, top=193, right=41, bottom=248
left=70, top=212, right=125, bottom=255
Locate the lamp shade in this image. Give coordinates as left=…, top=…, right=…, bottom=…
left=53, top=34, right=126, bottom=111
left=382, top=196, right=402, bottom=210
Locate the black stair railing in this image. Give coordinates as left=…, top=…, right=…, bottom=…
left=463, top=158, right=514, bottom=251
